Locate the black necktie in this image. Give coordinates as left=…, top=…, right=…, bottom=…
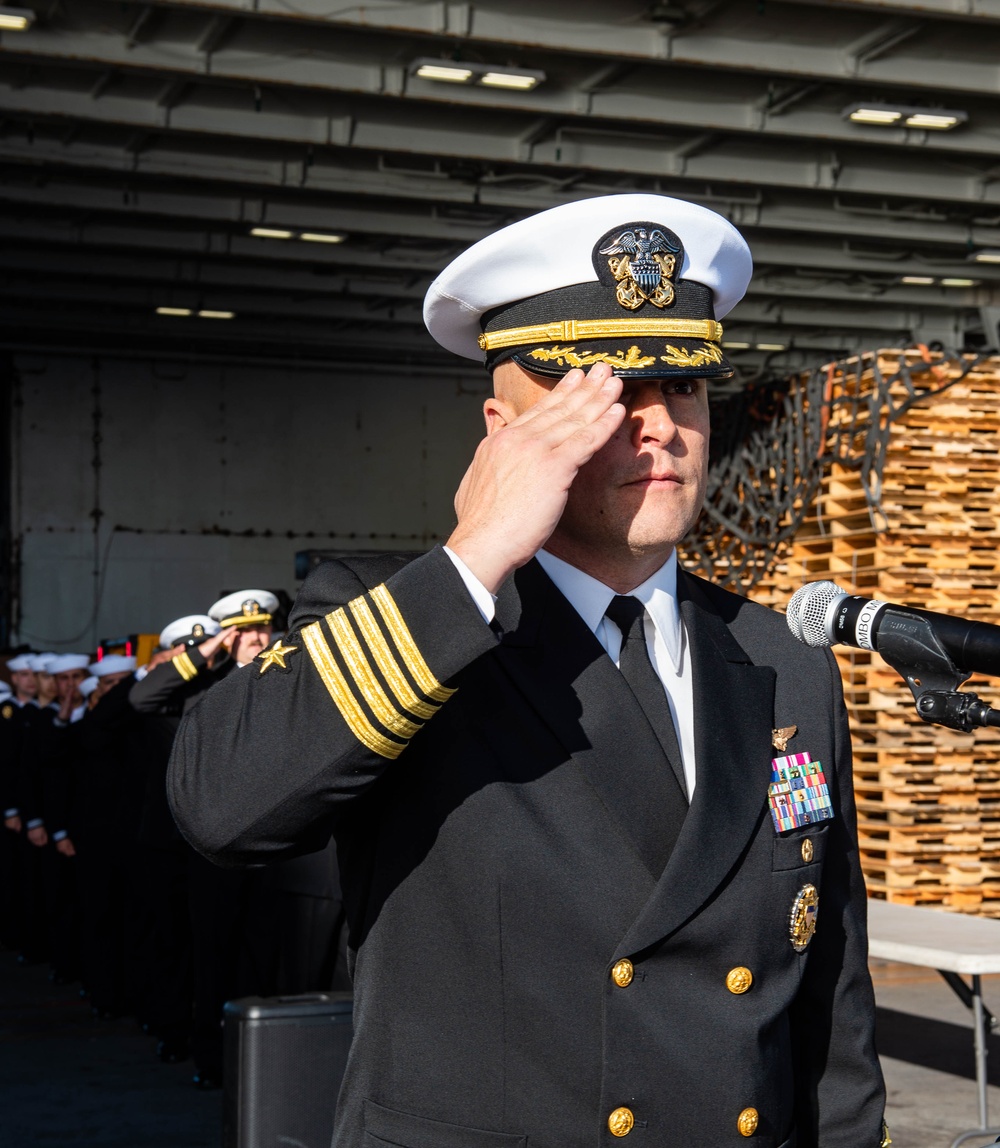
left=605, top=594, right=688, bottom=815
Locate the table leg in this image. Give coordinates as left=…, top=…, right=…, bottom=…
left=943, top=970, right=1000, bottom=1148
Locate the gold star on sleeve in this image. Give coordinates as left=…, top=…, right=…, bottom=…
left=258, top=640, right=299, bottom=675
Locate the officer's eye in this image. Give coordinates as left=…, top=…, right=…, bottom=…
left=665, top=379, right=696, bottom=397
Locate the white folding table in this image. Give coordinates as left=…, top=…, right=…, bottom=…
left=868, top=899, right=1000, bottom=1148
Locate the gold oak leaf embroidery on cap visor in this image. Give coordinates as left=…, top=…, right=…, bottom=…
left=301, top=585, right=456, bottom=760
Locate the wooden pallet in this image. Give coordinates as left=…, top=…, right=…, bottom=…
left=746, top=349, right=1000, bottom=915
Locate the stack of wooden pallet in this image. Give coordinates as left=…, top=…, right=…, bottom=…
left=751, top=349, right=1000, bottom=915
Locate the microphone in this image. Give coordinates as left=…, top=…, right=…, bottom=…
left=786, top=580, right=1000, bottom=678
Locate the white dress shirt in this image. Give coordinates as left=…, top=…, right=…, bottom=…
left=444, top=546, right=697, bottom=798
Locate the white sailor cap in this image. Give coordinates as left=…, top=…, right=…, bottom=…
left=89, top=655, right=137, bottom=677
left=159, top=615, right=221, bottom=650
left=79, top=676, right=100, bottom=699
left=29, top=653, right=58, bottom=673
left=208, top=590, right=278, bottom=629
left=0, top=680, right=12, bottom=697
left=424, top=193, right=752, bottom=381
left=49, top=654, right=92, bottom=674
left=7, top=654, right=35, bottom=673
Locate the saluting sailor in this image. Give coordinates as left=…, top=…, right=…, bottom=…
left=168, top=195, right=887, bottom=1147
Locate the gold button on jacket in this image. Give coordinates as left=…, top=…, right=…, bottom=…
left=738, top=1107, right=759, bottom=1136
left=801, top=838, right=814, bottom=863
left=726, top=966, right=753, bottom=994
left=611, top=958, right=634, bottom=987
left=608, top=1107, right=634, bottom=1137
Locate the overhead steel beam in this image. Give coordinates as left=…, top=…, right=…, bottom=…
left=0, top=274, right=949, bottom=342
left=115, top=0, right=1000, bottom=76
left=0, top=241, right=977, bottom=316
left=4, top=25, right=999, bottom=157
left=796, top=0, right=1000, bottom=24
left=4, top=90, right=1000, bottom=214
left=2, top=204, right=998, bottom=292
left=4, top=168, right=1000, bottom=254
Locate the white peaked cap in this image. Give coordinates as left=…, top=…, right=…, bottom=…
left=7, top=655, right=35, bottom=672
left=0, top=680, right=12, bottom=697
left=49, top=654, right=92, bottom=674
left=79, top=677, right=100, bottom=699
left=89, top=655, right=137, bottom=677
left=159, top=615, right=221, bottom=649
left=423, top=193, right=753, bottom=363
left=208, top=590, right=279, bottom=628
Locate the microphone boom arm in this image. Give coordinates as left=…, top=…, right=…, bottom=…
left=874, top=610, right=1000, bottom=733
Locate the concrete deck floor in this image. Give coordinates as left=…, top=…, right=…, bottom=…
left=2, top=948, right=1000, bottom=1147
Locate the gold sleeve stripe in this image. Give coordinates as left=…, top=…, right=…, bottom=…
left=369, top=585, right=456, bottom=704
left=172, top=651, right=198, bottom=682
left=325, top=608, right=424, bottom=740
left=348, top=597, right=440, bottom=721
left=301, top=620, right=405, bottom=760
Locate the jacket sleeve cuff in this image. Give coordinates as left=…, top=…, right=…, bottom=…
left=297, top=547, right=498, bottom=761
left=171, top=646, right=207, bottom=682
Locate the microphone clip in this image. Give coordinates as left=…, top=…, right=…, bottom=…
left=876, top=610, right=1000, bottom=732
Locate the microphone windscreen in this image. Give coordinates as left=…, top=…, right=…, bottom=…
left=787, top=581, right=845, bottom=647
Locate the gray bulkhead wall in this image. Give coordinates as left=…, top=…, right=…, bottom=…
left=11, top=353, right=488, bottom=651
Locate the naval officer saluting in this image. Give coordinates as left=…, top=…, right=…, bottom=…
left=168, top=194, right=886, bottom=1147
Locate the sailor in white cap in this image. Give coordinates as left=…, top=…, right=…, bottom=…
left=207, top=590, right=279, bottom=668
left=0, top=656, right=38, bottom=949
left=87, top=655, right=138, bottom=706
left=49, top=654, right=93, bottom=727
left=170, top=194, right=885, bottom=1147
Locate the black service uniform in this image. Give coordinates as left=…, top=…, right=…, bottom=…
left=168, top=547, right=886, bottom=1148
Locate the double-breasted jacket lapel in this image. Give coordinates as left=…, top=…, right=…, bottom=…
left=615, top=570, right=776, bottom=958
left=492, top=559, right=681, bottom=883
left=492, top=560, right=776, bottom=957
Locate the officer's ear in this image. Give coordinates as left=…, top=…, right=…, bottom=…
left=482, top=395, right=515, bottom=435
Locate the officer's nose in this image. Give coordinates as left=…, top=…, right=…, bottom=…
left=629, top=383, right=677, bottom=447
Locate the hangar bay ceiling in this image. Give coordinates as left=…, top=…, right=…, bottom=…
left=2, top=0, right=1000, bottom=385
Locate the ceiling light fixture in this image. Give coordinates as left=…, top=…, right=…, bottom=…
left=848, top=107, right=902, bottom=126
left=414, top=62, right=474, bottom=83
left=722, top=341, right=751, bottom=350
left=410, top=58, right=545, bottom=92
left=0, top=7, right=35, bottom=31
left=156, top=306, right=193, bottom=317
left=905, top=112, right=961, bottom=130
left=940, top=278, right=978, bottom=288
left=299, top=232, right=346, bottom=244
left=843, top=102, right=967, bottom=131
left=250, top=227, right=294, bottom=239
left=901, top=276, right=936, bottom=285
left=971, top=249, right=1000, bottom=264
left=198, top=309, right=235, bottom=319
left=756, top=343, right=787, bottom=352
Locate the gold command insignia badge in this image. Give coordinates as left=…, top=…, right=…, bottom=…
left=258, top=640, right=298, bottom=675
left=192, top=624, right=205, bottom=638
left=789, top=883, right=819, bottom=952
left=243, top=600, right=260, bottom=617
left=599, top=228, right=680, bottom=311
left=772, top=725, right=798, bottom=752
left=1, top=704, right=12, bottom=720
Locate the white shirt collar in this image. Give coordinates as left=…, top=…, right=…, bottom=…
left=535, top=549, right=683, bottom=671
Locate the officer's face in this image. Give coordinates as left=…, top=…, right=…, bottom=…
left=493, top=364, right=710, bottom=567
left=232, top=625, right=272, bottom=665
